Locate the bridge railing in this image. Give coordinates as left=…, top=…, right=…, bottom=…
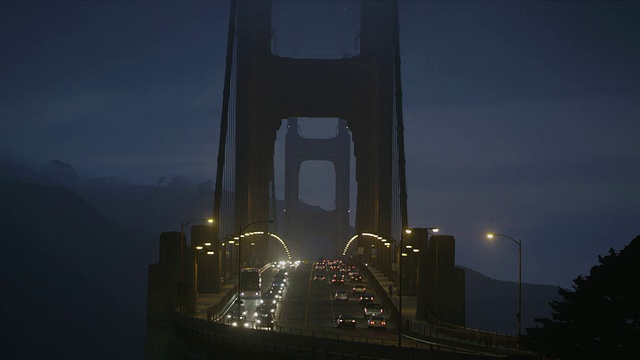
left=206, top=283, right=238, bottom=321
left=174, top=311, right=485, bottom=360
left=352, top=258, right=523, bottom=352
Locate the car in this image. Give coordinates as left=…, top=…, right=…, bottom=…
left=269, top=285, right=283, bottom=298
left=257, top=302, right=276, bottom=315
left=331, top=274, right=345, bottom=284
left=367, top=315, right=387, bottom=329
left=334, top=290, right=349, bottom=301
left=254, top=311, right=274, bottom=330
left=272, top=278, right=286, bottom=288
left=314, top=272, right=326, bottom=282
left=335, top=314, right=357, bottom=329
left=350, top=272, right=363, bottom=282
left=358, top=293, right=374, bottom=304
left=274, top=272, right=288, bottom=285
left=364, top=302, right=383, bottom=318
left=352, top=284, right=366, bottom=295
left=260, top=293, right=278, bottom=310
left=226, top=305, right=247, bottom=320
left=226, top=305, right=249, bottom=327
left=277, top=268, right=288, bottom=277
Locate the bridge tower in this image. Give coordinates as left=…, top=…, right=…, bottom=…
left=284, top=118, right=351, bottom=258
left=235, top=1, right=397, bottom=257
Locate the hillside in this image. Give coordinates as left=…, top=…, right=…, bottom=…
left=0, top=180, right=150, bottom=360
left=465, top=266, right=560, bottom=335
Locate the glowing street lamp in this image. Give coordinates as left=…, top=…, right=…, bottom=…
left=487, top=233, right=522, bottom=341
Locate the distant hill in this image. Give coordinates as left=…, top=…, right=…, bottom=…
left=465, top=266, right=560, bottom=335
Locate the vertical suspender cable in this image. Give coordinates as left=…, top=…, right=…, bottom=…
left=393, top=0, right=409, bottom=231
left=213, top=0, right=238, bottom=233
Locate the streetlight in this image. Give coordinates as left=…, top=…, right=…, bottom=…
left=179, top=218, right=214, bottom=313
left=487, top=233, right=522, bottom=341
left=398, top=228, right=412, bottom=347
left=236, top=220, right=274, bottom=324
left=426, top=227, right=440, bottom=320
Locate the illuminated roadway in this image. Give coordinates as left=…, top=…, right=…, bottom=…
left=274, top=261, right=404, bottom=346
left=217, top=261, right=516, bottom=357
left=220, top=261, right=420, bottom=347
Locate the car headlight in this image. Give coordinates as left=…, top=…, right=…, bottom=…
left=256, top=320, right=261, bottom=324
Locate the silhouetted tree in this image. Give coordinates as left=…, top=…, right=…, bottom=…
left=526, top=236, right=640, bottom=359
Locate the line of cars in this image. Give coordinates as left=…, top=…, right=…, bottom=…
left=314, top=258, right=363, bottom=285
left=254, top=267, right=289, bottom=330
left=226, top=267, right=289, bottom=330
left=316, top=258, right=388, bottom=330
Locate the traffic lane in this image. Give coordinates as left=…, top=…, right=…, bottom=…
left=330, top=281, right=395, bottom=329
left=276, top=263, right=414, bottom=346
left=257, top=265, right=293, bottom=322
left=275, top=262, right=312, bottom=327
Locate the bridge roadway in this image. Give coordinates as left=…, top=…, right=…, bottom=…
left=191, top=261, right=530, bottom=359
left=275, top=262, right=402, bottom=346
left=213, top=261, right=431, bottom=349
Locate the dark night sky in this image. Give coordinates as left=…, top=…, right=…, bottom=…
left=2, top=1, right=639, bottom=288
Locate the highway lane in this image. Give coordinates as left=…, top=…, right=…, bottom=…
left=217, top=261, right=519, bottom=357
left=276, top=260, right=401, bottom=345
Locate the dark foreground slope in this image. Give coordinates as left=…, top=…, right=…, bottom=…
left=0, top=181, right=150, bottom=360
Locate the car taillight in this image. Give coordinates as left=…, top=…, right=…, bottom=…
left=381, top=321, right=386, bottom=325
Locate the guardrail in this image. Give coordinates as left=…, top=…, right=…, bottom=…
left=174, top=311, right=487, bottom=360
left=206, top=283, right=238, bottom=321
left=175, top=261, right=533, bottom=359
left=352, top=258, right=525, bottom=353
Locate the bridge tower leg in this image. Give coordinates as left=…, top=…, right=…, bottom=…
left=284, top=118, right=351, bottom=259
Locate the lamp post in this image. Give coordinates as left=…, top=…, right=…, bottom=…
left=487, top=233, right=522, bottom=341
left=398, top=228, right=412, bottom=347
left=426, top=227, right=440, bottom=319
left=236, top=220, right=274, bottom=323
left=179, top=218, right=214, bottom=313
